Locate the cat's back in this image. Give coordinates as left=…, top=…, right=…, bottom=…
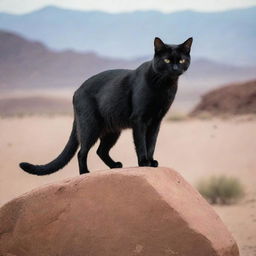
left=78, top=69, right=132, bottom=93
left=73, top=68, right=136, bottom=130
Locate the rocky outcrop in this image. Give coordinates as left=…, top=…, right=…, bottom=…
left=190, top=80, right=256, bottom=117
left=0, top=167, right=239, bottom=256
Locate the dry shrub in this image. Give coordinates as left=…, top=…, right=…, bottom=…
left=167, top=112, right=188, bottom=121
left=197, top=175, right=244, bottom=204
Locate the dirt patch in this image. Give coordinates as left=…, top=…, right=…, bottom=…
left=0, top=96, right=72, bottom=116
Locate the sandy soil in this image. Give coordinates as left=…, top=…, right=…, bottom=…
left=0, top=116, right=255, bottom=256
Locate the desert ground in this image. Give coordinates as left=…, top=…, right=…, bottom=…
left=0, top=115, right=255, bottom=256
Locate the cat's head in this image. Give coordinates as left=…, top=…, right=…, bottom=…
left=152, top=37, right=193, bottom=77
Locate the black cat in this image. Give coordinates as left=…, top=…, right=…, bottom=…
left=20, top=37, right=193, bottom=175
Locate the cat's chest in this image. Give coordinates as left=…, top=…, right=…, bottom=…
left=148, top=94, right=171, bottom=115
left=140, top=87, right=177, bottom=121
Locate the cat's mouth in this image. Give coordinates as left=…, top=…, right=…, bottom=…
left=173, top=70, right=183, bottom=75
left=167, top=70, right=184, bottom=77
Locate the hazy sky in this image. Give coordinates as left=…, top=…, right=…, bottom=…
left=0, top=0, right=256, bottom=14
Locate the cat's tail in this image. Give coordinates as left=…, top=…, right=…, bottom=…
left=19, top=121, right=79, bottom=176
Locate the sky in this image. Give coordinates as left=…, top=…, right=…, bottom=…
left=0, top=0, right=256, bottom=14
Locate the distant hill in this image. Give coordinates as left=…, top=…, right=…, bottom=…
left=0, top=30, right=255, bottom=113
left=190, top=80, right=256, bottom=116
left=0, top=30, right=255, bottom=91
left=0, top=30, right=141, bottom=90
left=0, top=6, right=255, bottom=65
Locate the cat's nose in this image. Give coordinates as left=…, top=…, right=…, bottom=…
left=172, top=64, right=178, bottom=71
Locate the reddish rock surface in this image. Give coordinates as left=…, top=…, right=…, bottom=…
left=190, top=80, right=256, bottom=116
left=0, top=167, right=239, bottom=256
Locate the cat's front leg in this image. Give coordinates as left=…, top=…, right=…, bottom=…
left=132, top=121, right=151, bottom=167
left=146, top=121, right=161, bottom=167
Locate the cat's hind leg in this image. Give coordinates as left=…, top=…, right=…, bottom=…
left=75, top=97, right=101, bottom=175
left=97, top=131, right=122, bottom=169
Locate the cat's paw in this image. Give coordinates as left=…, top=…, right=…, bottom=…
left=150, top=159, right=159, bottom=167
left=138, top=159, right=151, bottom=167
left=111, top=162, right=123, bottom=168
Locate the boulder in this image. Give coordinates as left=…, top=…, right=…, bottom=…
left=0, top=167, right=239, bottom=256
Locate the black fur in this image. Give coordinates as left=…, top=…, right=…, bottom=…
left=20, top=37, right=193, bottom=175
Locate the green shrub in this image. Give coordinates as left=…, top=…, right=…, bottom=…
left=197, top=175, right=244, bottom=204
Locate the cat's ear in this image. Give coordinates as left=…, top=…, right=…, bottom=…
left=154, top=37, right=166, bottom=52
left=180, top=37, right=193, bottom=53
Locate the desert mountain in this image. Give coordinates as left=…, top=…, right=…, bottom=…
left=0, top=30, right=255, bottom=113
left=0, top=30, right=255, bottom=92
left=0, top=30, right=141, bottom=90
left=0, top=6, right=255, bottom=65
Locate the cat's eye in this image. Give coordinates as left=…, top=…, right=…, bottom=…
left=179, top=59, right=186, bottom=64
left=164, top=58, right=170, bottom=64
